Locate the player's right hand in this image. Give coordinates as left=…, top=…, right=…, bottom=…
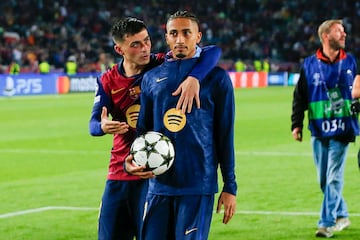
left=172, top=76, right=200, bottom=114
left=124, top=155, right=155, bottom=179
left=292, top=127, right=302, bottom=142
left=101, top=107, right=129, bottom=134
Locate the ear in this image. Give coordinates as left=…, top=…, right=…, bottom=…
left=165, top=33, right=169, bottom=45
left=114, top=45, right=124, bottom=55
left=196, top=32, right=202, bottom=44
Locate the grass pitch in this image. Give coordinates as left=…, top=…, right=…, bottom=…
left=0, top=87, right=359, bottom=239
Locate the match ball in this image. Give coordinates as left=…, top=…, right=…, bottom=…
left=130, top=131, right=175, bottom=175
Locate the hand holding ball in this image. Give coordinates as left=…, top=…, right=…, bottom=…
left=130, top=131, right=175, bottom=175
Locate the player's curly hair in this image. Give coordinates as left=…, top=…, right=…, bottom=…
left=111, top=17, right=148, bottom=43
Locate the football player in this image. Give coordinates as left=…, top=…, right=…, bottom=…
left=89, top=17, right=222, bottom=240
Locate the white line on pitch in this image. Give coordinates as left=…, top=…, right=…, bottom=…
left=0, top=149, right=316, bottom=156
left=237, top=210, right=360, bottom=217
left=237, top=151, right=312, bottom=156
left=2, top=206, right=360, bottom=219
left=0, top=149, right=106, bottom=155
left=0, top=206, right=98, bottom=219
left=0, top=149, right=357, bottom=157
left=236, top=151, right=358, bottom=157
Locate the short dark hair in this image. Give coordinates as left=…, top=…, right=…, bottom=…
left=111, top=17, right=147, bottom=43
left=167, top=10, right=200, bottom=31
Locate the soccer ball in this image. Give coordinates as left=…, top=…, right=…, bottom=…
left=130, top=131, right=175, bottom=175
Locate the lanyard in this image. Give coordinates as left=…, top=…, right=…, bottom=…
left=317, top=59, right=345, bottom=111
left=317, top=59, right=343, bottom=90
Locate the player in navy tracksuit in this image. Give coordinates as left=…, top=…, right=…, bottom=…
left=125, top=11, right=237, bottom=240
left=89, top=17, right=221, bottom=240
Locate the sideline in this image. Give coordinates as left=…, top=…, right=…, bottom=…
left=2, top=206, right=360, bottom=219
left=0, top=148, right=357, bottom=157
left=0, top=206, right=98, bottom=219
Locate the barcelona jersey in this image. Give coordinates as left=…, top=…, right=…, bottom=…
left=89, top=53, right=164, bottom=180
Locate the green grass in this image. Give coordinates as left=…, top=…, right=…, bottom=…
left=1, top=88, right=359, bottom=239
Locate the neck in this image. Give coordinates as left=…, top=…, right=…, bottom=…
left=322, top=45, right=339, bottom=62
left=122, top=61, right=145, bottom=77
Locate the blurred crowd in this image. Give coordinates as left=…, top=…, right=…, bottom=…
left=1, top=0, right=360, bottom=73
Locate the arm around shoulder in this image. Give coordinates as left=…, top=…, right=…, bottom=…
left=188, top=45, right=222, bottom=81
left=352, top=75, right=360, bottom=99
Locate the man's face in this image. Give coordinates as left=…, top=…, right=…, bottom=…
left=327, top=23, right=346, bottom=50
left=165, top=18, right=202, bottom=59
left=114, top=29, right=151, bottom=66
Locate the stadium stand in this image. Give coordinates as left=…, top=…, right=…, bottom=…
left=0, top=0, right=359, bottom=73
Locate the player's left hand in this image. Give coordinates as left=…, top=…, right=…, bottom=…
left=216, top=192, right=236, bottom=224
left=124, top=154, right=155, bottom=179
left=172, top=76, right=200, bottom=114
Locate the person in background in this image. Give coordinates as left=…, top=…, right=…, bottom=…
left=262, top=58, right=270, bottom=72
left=39, top=55, right=51, bottom=74
left=27, top=52, right=39, bottom=73
left=65, top=55, right=77, bottom=75
left=8, top=59, right=20, bottom=74
left=96, top=52, right=115, bottom=73
left=291, top=19, right=359, bottom=238
left=234, top=58, right=246, bottom=72
left=350, top=69, right=360, bottom=170
left=351, top=75, right=360, bottom=99
left=253, top=58, right=270, bottom=72
left=89, top=16, right=221, bottom=240
left=125, top=10, right=237, bottom=240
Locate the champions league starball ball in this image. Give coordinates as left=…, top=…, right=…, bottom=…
left=130, top=131, right=175, bottom=175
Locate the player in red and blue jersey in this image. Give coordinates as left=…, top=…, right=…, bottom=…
left=89, top=17, right=221, bottom=240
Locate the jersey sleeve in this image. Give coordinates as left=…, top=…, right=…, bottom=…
left=188, top=45, right=222, bottom=81
left=213, top=68, right=237, bottom=195
left=291, top=68, right=308, bottom=131
left=89, top=75, right=112, bottom=136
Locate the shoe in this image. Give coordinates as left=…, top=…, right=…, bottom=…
left=315, top=227, right=334, bottom=238
left=334, top=218, right=350, bottom=231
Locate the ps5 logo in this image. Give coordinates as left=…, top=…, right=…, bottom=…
left=3, top=76, right=42, bottom=96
